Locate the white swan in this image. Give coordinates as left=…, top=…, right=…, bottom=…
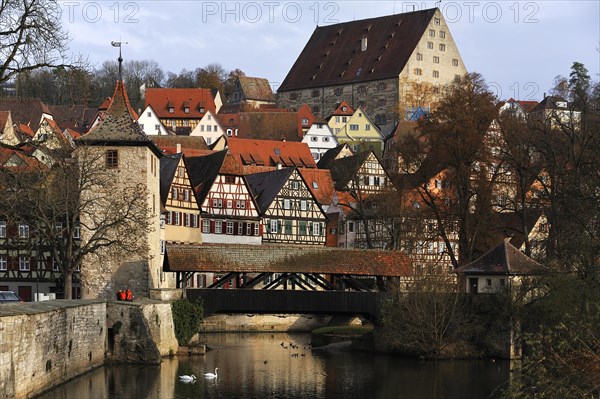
left=204, top=367, right=218, bottom=379
left=179, top=374, right=196, bottom=382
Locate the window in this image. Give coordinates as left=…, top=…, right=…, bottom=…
left=212, top=198, right=222, bottom=208
left=349, top=124, right=359, bottom=130
left=183, top=213, right=190, bottom=227
left=342, top=116, right=348, bottom=123
left=452, top=59, right=459, bottom=67
left=310, top=136, right=318, bottom=142
left=348, top=221, right=355, bottom=233
left=207, top=125, right=212, bottom=132
left=434, top=17, right=440, bottom=25
left=139, top=123, right=144, bottom=130
left=433, top=56, right=439, bottom=64
left=246, top=222, right=253, bottom=235
left=202, top=220, right=210, bottom=233
left=416, top=53, right=423, bottom=61
left=200, top=125, right=205, bottom=132
left=166, top=212, right=173, bottom=225
left=283, top=199, right=291, bottom=210
left=191, top=214, right=199, bottom=228
left=365, top=124, right=371, bottom=131
left=227, top=200, right=233, bottom=209
left=226, top=221, right=234, bottom=235
left=183, top=120, right=189, bottom=127
left=300, top=200, right=307, bottom=211
left=74, top=224, right=80, bottom=239
left=270, top=220, right=278, bottom=233
left=174, top=212, right=181, bottom=226
left=486, top=279, right=492, bottom=287
left=0, top=221, right=5, bottom=238
left=199, top=107, right=205, bottom=113
left=172, top=187, right=178, bottom=200
left=301, top=118, right=309, bottom=126
left=155, top=124, right=160, bottom=131
left=429, top=29, right=435, bottom=37
left=169, top=107, right=174, bottom=114
left=291, top=181, right=299, bottom=190
left=238, top=223, right=243, bottom=235
left=284, top=221, right=292, bottom=234
left=322, top=137, right=329, bottom=142
left=160, top=240, right=165, bottom=255
left=440, top=31, right=446, bottom=39
left=106, top=150, right=118, bottom=168
left=184, top=107, right=189, bottom=114
left=312, top=222, right=321, bottom=236
left=335, top=116, right=340, bottom=123
left=378, top=98, right=386, bottom=107
left=0, top=255, right=6, bottom=270
left=433, top=70, right=440, bottom=78
left=52, top=258, right=59, bottom=271
left=254, top=223, right=259, bottom=236
left=414, top=68, right=422, bottom=76
left=439, top=44, right=446, bottom=51
left=427, top=42, right=433, bottom=49
left=19, top=256, right=30, bottom=271
left=215, top=221, right=222, bottom=234
left=311, top=90, right=320, bottom=98
left=18, top=224, right=29, bottom=238
left=184, top=189, right=190, bottom=202
left=299, top=221, right=307, bottom=235
left=312, top=181, right=318, bottom=189
left=147, top=111, right=151, bottom=117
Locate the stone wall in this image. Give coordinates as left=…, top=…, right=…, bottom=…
left=200, top=314, right=331, bottom=332
left=105, top=301, right=178, bottom=364
left=0, top=300, right=178, bottom=399
left=0, top=300, right=106, bottom=399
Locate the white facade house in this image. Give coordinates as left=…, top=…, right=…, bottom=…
left=189, top=110, right=225, bottom=145
left=138, top=105, right=170, bottom=136
left=302, top=122, right=339, bottom=161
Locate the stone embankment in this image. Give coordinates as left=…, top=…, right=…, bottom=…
left=0, top=299, right=178, bottom=399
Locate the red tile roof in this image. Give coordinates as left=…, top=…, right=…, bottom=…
left=330, top=100, right=354, bottom=117
left=227, top=138, right=317, bottom=169
left=237, top=111, right=302, bottom=141
left=145, top=88, right=216, bottom=119
left=298, top=168, right=336, bottom=205
left=0, top=98, right=51, bottom=131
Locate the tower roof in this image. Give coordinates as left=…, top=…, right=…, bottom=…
left=77, top=81, right=162, bottom=157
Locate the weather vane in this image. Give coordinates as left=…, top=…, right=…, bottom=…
left=111, top=41, right=128, bottom=81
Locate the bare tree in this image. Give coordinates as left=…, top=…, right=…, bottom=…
left=1, top=146, right=152, bottom=298
left=0, top=0, right=81, bottom=85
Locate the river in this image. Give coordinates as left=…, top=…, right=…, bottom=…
left=37, top=332, right=511, bottom=398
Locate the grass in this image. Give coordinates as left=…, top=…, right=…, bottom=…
left=312, top=325, right=373, bottom=336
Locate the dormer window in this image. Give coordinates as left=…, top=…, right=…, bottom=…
left=184, top=107, right=190, bottom=114
left=199, top=106, right=205, bottom=113
left=342, top=106, right=347, bottom=112
left=168, top=107, right=174, bottom=114
left=556, top=101, right=567, bottom=108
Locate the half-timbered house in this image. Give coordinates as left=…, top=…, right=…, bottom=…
left=246, top=168, right=327, bottom=245
left=160, top=153, right=202, bottom=245
left=186, top=150, right=262, bottom=246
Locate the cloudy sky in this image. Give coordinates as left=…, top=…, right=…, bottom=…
left=60, top=1, right=599, bottom=101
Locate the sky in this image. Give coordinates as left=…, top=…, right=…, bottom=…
left=59, top=0, right=599, bottom=101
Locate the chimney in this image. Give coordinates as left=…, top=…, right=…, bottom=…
left=177, top=143, right=182, bottom=153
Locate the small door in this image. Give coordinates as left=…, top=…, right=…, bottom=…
left=468, top=278, right=479, bottom=294
left=18, top=285, right=32, bottom=302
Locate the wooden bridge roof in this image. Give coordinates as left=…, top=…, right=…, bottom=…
left=165, top=244, right=410, bottom=277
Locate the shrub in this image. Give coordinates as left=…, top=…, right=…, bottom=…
left=171, top=297, right=204, bottom=346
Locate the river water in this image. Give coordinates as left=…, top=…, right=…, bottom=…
left=37, top=333, right=510, bottom=399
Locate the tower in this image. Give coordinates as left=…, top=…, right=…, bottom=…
left=76, top=71, right=170, bottom=299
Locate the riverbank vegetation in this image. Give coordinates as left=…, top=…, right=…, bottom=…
left=171, top=298, right=204, bottom=346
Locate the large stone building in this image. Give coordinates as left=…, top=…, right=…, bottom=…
left=276, top=8, right=466, bottom=136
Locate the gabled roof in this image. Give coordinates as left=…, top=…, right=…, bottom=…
left=245, top=167, right=295, bottom=213
left=532, top=96, right=571, bottom=112
left=77, top=81, right=162, bottom=157
left=0, top=98, right=51, bottom=131
left=152, top=135, right=210, bottom=152
left=278, top=8, right=437, bottom=91
left=503, top=98, right=539, bottom=113
left=185, top=150, right=228, bottom=203
left=454, top=241, right=545, bottom=276
left=47, top=104, right=90, bottom=132
left=330, top=101, right=354, bottom=117
left=317, top=144, right=353, bottom=169
left=321, top=150, right=374, bottom=190
left=237, top=76, right=275, bottom=102
left=145, top=88, right=216, bottom=119
left=298, top=168, right=336, bottom=206
left=227, top=138, right=317, bottom=169
left=159, top=153, right=183, bottom=205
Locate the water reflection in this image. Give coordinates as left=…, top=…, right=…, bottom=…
left=37, top=332, right=509, bottom=399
